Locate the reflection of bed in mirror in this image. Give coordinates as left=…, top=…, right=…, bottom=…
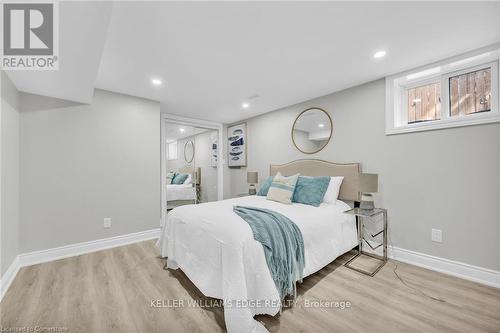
left=167, top=165, right=199, bottom=210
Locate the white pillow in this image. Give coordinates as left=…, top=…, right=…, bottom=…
left=322, top=176, right=344, bottom=204
left=183, top=174, right=192, bottom=185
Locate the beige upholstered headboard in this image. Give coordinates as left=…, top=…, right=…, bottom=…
left=178, top=165, right=194, bottom=175
left=177, top=165, right=201, bottom=185
left=270, top=159, right=361, bottom=202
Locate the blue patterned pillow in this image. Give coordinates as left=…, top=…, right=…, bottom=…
left=172, top=173, right=189, bottom=184
left=257, top=176, right=274, bottom=196
left=292, top=176, right=331, bottom=207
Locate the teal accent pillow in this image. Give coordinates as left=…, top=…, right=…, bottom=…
left=257, top=176, right=274, bottom=196
left=172, top=173, right=189, bottom=184
left=166, top=171, right=176, bottom=185
left=292, top=176, right=331, bottom=207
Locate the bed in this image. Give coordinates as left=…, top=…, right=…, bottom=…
left=157, top=159, right=360, bottom=333
left=166, top=165, right=198, bottom=208
left=166, top=184, right=195, bottom=202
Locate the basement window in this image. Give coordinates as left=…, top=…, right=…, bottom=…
left=386, top=49, right=499, bottom=135
left=167, top=141, right=178, bottom=160
left=406, top=82, right=441, bottom=123
left=449, top=68, right=491, bottom=117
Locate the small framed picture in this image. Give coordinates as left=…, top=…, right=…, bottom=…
left=227, top=123, right=246, bottom=167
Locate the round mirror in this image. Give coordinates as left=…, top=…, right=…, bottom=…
left=184, top=140, right=195, bottom=163
left=292, top=108, right=333, bottom=154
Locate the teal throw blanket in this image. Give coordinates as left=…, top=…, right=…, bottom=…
left=233, top=206, right=305, bottom=299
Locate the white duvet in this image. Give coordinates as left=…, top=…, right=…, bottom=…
left=157, top=195, right=357, bottom=333
left=166, top=184, right=196, bottom=201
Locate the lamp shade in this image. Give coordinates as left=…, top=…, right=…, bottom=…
left=247, top=171, right=258, bottom=184
left=359, top=173, right=378, bottom=193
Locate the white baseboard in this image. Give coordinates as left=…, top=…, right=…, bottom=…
left=0, top=228, right=160, bottom=302
left=19, top=228, right=160, bottom=267
left=0, top=256, right=21, bottom=301
left=3, top=233, right=498, bottom=302
left=389, top=246, right=500, bottom=289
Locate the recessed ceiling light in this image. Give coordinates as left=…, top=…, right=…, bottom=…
left=179, top=128, right=185, bottom=132
left=373, top=50, right=387, bottom=59
left=318, top=123, right=325, bottom=128
left=242, top=102, right=250, bottom=109
left=152, top=78, right=162, bottom=86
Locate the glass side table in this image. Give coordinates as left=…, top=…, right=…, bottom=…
left=344, top=207, right=387, bottom=276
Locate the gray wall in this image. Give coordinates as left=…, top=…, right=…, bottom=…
left=19, top=89, right=161, bottom=253
left=1, top=71, right=20, bottom=276
left=228, top=79, right=500, bottom=271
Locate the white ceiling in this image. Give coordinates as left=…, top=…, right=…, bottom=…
left=165, top=122, right=211, bottom=143
left=6, top=2, right=113, bottom=103
left=6, top=2, right=500, bottom=123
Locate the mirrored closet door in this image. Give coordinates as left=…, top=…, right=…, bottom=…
left=165, top=121, right=218, bottom=211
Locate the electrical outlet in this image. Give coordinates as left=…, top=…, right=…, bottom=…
left=431, top=229, right=442, bottom=243
left=103, top=218, right=112, bottom=228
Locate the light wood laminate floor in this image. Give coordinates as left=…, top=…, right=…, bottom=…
left=1, top=240, right=499, bottom=332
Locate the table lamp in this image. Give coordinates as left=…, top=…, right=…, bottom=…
left=359, top=173, right=378, bottom=209
left=247, top=172, right=258, bottom=195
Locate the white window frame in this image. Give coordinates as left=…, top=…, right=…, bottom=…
left=167, top=141, right=177, bottom=160
left=386, top=46, right=500, bottom=135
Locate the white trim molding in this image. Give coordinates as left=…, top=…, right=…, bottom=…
left=3, top=233, right=498, bottom=302
left=389, top=246, right=500, bottom=289
left=0, top=256, right=21, bottom=301
left=0, top=228, right=160, bottom=302
left=386, top=43, right=500, bottom=135
left=19, top=228, right=160, bottom=267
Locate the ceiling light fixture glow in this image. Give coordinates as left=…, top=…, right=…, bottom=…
left=318, top=123, right=325, bottom=128
left=151, top=78, right=162, bottom=86
left=373, top=50, right=387, bottom=59
left=242, top=102, right=250, bottom=109
left=179, top=128, right=185, bottom=132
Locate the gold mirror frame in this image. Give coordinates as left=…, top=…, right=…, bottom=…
left=184, top=140, right=195, bottom=163
left=291, top=107, right=333, bottom=154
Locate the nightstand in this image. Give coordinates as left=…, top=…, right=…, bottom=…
left=344, top=207, right=387, bottom=276
left=236, top=193, right=251, bottom=197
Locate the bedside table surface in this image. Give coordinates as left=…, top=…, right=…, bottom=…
left=344, top=207, right=385, bottom=217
